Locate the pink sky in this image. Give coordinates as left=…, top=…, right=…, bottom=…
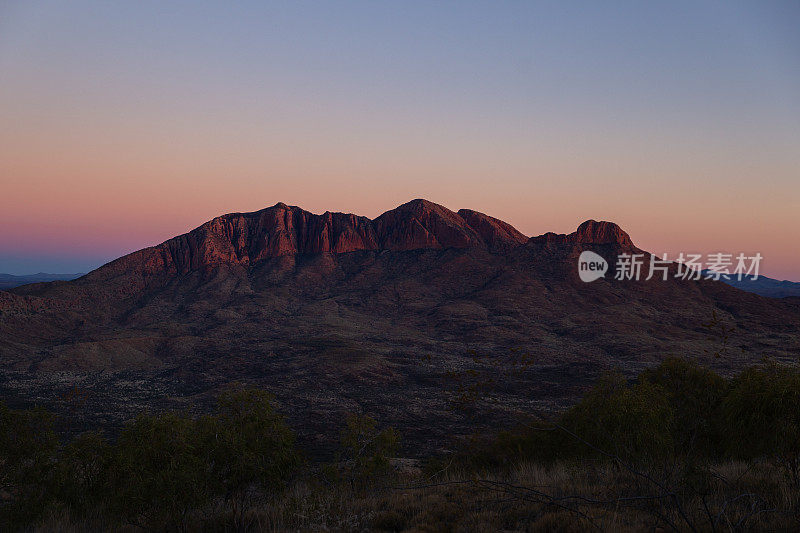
left=1, top=2, right=798, bottom=280
left=2, top=132, right=797, bottom=280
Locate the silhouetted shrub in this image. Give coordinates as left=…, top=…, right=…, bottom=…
left=110, top=412, right=209, bottom=530
left=721, top=362, right=800, bottom=484
left=105, top=386, right=302, bottom=530
left=639, top=356, right=727, bottom=457
left=0, top=402, right=58, bottom=527
left=436, top=420, right=560, bottom=473
left=558, top=373, right=674, bottom=463
left=197, top=385, right=301, bottom=528
left=337, top=413, right=399, bottom=486
left=50, top=430, right=112, bottom=520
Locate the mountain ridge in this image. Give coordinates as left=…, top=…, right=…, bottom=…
left=2, top=198, right=797, bottom=454
left=79, top=198, right=635, bottom=280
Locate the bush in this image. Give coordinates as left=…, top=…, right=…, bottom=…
left=435, top=421, right=560, bottom=473
left=110, top=412, right=209, bottom=530
left=558, top=373, right=674, bottom=463
left=0, top=387, right=303, bottom=531
left=108, top=386, right=301, bottom=530
left=639, top=357, right=727, bottom=457
left=442, top=369, right=687, bottom=471
left=0, top=402, right=58, bottom=527
left=197, top=385, right=301, bottom=528
left=337, top=413, right=399, bottom=486
left=0, top=402, right=58, bottom=486
left=50, top=430, right=112, bottom=519
left=721, top=362, right=800, bottom=484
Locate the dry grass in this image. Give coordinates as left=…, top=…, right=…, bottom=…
left=256, top=460, right=800, bottom=531
left=33, top=459, right=800, bottom=532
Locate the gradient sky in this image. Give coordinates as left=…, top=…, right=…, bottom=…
left=1, top=1, right=799, bottom=279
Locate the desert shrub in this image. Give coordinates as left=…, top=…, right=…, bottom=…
left=108, top=387, right=301, bottom=530
left=721, top=362, right=800, bottom=484
left=558, top=373, right=674, bottom=464
left=443, top=359, right=726, bottom=472
left=337, top=413, right=399, bottom=486
left=489, top=421, right=563, bottom=465
left=0, top=386, right=303, bottom=530
left=434, top=421, right=561, bottom=474
left=0, top=402, right=58, bottom=527
left=440, top=371, right=686, bottom=472
left=109, top=412, right=209, bottom=530
left=639, top=356, right=727, bottom=457
left=197, top=385, right=301, bottom=528
left=49, top=430, right=113, bottom=520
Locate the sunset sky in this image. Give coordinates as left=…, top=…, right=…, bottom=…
left=1, top=1, right=798, bottom=280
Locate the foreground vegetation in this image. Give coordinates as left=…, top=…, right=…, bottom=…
left=3, top=358, right=800, bottom=531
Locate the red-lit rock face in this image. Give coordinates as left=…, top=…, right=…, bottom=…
left=78, top=199, right=644, bottom=282
left=160, top=203, right=380, bottom=272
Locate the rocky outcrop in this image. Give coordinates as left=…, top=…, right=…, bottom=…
left=81, top=201, right=639, bottom=282
left=527, top=219, right=635, bottom=250
left=570, top=220, right=634, bottom=248
left=457, top=208, right=528, bottom=251
left=160, top=203, right=379, bottom=273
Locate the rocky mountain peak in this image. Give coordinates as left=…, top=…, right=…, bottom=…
left=78, top=201, right=638, bottom=283
left=457, top=209, right=528, bottom=252
left=571, top=220, right=634, bottom=248
left=373, top=199, right=483, bottom=251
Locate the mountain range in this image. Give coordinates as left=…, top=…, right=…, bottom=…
left=715, top=273, right=800, bottom=298
left=1, top=199, right=799, bottom=454
left=0, top=272, right=84, bottom=290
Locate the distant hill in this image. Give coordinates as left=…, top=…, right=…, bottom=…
left=720, top=274, right=800, bottom=298
left=0, top=273, right=84, bottom=290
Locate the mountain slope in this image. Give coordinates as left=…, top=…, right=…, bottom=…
left=1, top=199, right=798, bottom=453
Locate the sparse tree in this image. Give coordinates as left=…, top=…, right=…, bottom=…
left=338, top=413, right=399, bottom=487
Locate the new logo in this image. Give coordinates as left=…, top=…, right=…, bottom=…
left=578, top=251, right=608, bottom=282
